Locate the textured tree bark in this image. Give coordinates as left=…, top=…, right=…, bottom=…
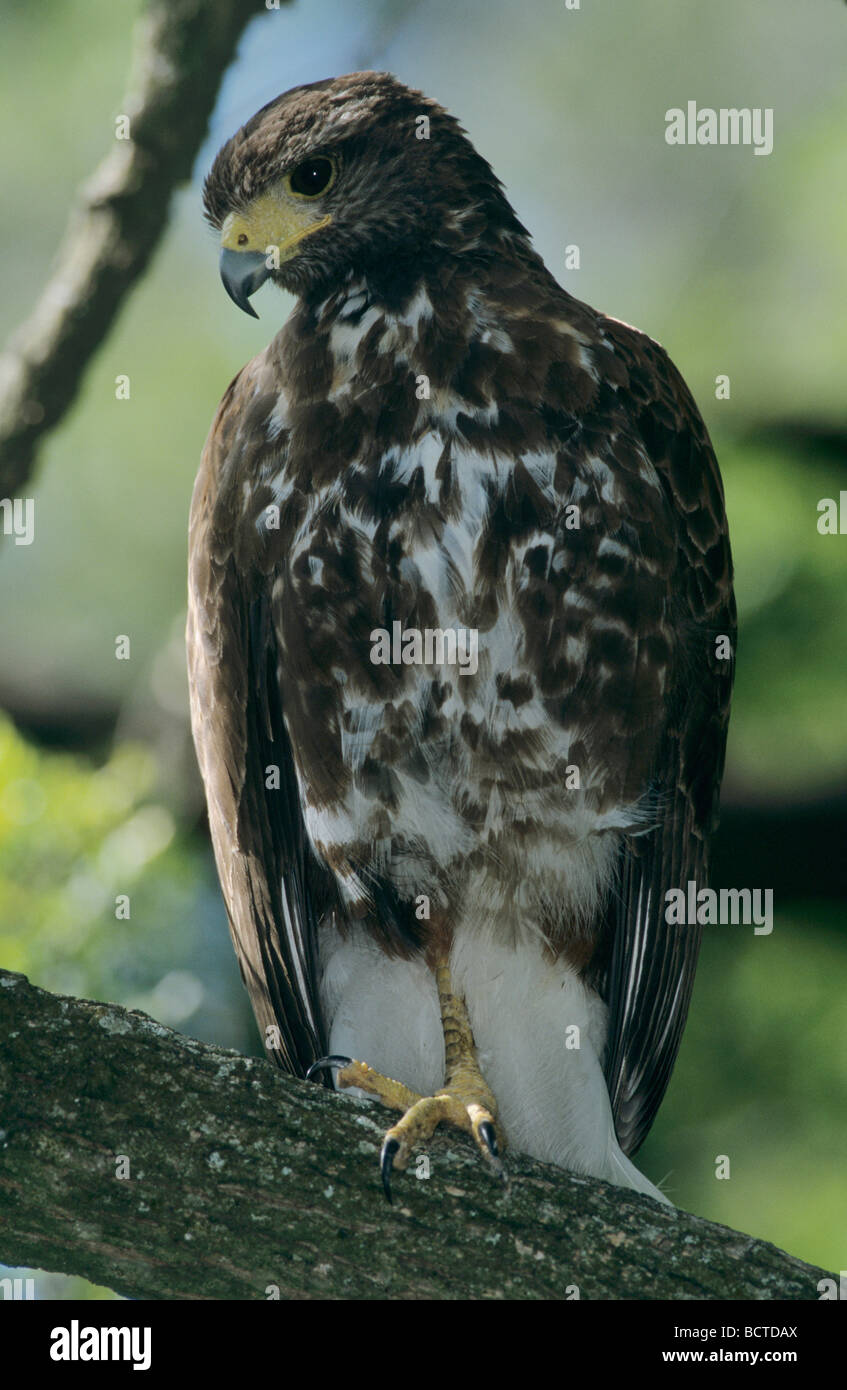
left=0, top=0, right=271, bottom=498
left=0, top=969, right=833, bottom=1301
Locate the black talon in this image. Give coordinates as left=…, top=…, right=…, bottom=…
left=306, top=1054, right=352, bottom=1080
left=479, top=1120, right=499, bottom=1158
left=380, top=1137, right=400, bottom=1203
left=479, top=1121, right=508, bottom=1184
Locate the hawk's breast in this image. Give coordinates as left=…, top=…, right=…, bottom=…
left=267, top=330, right=674, bottom=947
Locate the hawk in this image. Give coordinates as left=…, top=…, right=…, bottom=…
left=189, top=72, right=735, bottom=1202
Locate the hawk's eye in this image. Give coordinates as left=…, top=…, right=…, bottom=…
left=287, top=156, right=336, bottom=198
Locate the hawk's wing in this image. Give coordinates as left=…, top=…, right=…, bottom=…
left=596, top=321, right=736, bottom=1156
left=187, top=364, right=331, bottom=1076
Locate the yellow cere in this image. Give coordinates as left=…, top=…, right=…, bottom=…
left=220, top=192, right=332, bottom=262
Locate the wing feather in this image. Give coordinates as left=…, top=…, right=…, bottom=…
left=597, top=321, right=735, bottom=1155
left=187, top=367, right=333, bottom=1076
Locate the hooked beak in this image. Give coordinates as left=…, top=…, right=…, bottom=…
left=219, top=248, right=270, bottom=318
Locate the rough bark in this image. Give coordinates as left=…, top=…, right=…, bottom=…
left=0, top=969, right=832, bottom=1301
left=0, top=0, right=270, bottom=499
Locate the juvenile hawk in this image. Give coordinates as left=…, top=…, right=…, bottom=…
left=189, top=72, right=735, bottom=1201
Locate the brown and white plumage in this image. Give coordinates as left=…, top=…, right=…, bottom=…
left=188, top=72, right=735, bottom=1198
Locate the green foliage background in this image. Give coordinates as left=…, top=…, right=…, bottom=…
left=1, top=0, right=845, bottom=1295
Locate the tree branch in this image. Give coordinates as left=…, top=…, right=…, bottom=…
left=0, top=0, right=270, bottom=499
left=0, top=969, right=832, bottom=1300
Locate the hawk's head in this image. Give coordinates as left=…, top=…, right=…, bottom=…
left=203, top=71, right=528, bottom=314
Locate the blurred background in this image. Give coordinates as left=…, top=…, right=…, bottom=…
left=1, top=0, right=845, bottom=1296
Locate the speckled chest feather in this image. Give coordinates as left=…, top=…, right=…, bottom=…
left=220, top=267, right=683, bottom=953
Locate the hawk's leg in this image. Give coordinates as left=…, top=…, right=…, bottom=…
left=310, top=957, right=506, bottom=1200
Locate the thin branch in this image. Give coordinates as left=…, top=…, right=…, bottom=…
left=0, top=969, right=832, bottom=1300
left=0, top=0, right=271, bottom=499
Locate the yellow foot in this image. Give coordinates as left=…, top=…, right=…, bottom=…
left=308, top=962, right=506, bottom=1200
